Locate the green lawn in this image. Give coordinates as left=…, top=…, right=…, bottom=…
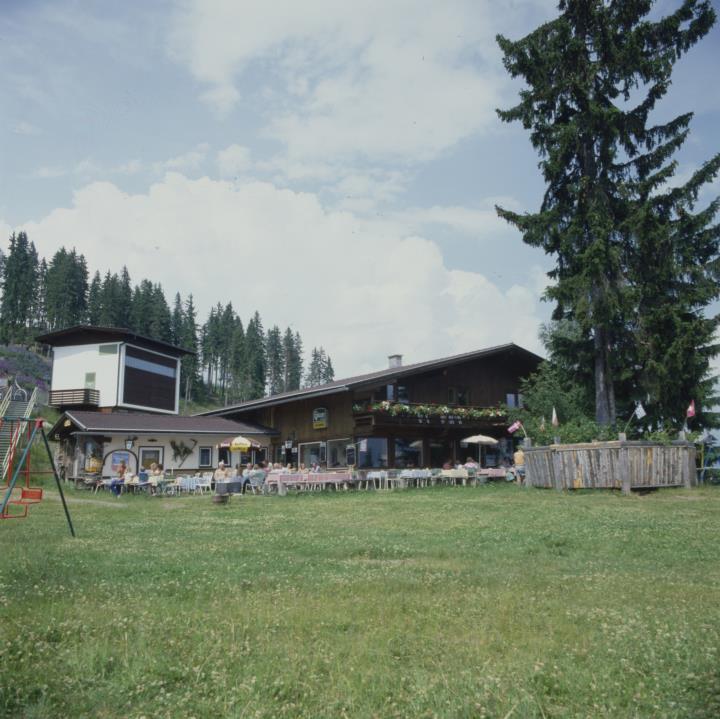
left=1, top=484, right=719, bottom=718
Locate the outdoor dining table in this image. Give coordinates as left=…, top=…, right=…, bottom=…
left=440, top=468, right=469, bottom=485
left=178, top=476, right=202, bottom=493
left=398, top=469, right=433, bottom=487
left=366, top=470, right=388, bottom=489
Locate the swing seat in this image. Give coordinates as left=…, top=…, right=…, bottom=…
left=18, top=487, right=43, bottom=504
left=1, top=501, right=28, bottom=519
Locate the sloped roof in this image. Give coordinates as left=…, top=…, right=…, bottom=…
left=50, top=410, right=277, bottom=437
left=36, top=325, right=193, bottom=356
left=199, top=342, right=542, bottom=416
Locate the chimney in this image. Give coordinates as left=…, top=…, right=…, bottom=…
left=388, top=354, right=403, bottom=369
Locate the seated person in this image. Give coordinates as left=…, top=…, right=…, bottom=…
left=213, top=461, right=229, bottom=484
left=245, top=464, right=266, bottom=494
left=110, top=462, right=127, bottom=496
left=442, top=459, right=453, bottom=470
left=464, top=456, right=479, bottom=469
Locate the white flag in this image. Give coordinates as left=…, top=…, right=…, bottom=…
left=634, top=403, right=646, bottom=420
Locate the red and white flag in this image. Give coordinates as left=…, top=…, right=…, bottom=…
left=686, top=400, right=696, bottom=418
left=508, top=420, right=522, bottom=434
left=551, top=407, right=559, bottom=428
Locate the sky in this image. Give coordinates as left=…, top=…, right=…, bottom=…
left=1, top=0, right=719, bottom=378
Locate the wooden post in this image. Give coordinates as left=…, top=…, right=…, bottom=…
left=682, top=444, right=692, bottom=489
left=619, top=439, right=631, bottom=495
left=552, top=448, right=563, bottom=492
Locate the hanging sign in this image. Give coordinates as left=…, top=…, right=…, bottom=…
left=312, top=407, right=328, bottom=429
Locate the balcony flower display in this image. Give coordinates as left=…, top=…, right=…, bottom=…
left=352, top=401, right=505, bottom=421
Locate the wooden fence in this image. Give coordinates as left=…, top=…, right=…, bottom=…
left=524, top=440, right=696, bottom=493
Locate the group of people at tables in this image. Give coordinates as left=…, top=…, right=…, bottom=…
left=212, top=460, right=325, bottom=493
left=103, top=449, right=526, bottom=496
left=441, top=447, right=525, bottom=482
left=107, top=461, right=164, bottom=496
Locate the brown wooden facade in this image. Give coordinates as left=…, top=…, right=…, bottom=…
left=214, top=345, right=541, bottom=469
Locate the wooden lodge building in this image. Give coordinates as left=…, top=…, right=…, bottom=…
left=200, top=344, right=542, bottom=470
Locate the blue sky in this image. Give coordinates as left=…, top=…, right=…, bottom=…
left=2, top=0, right=719, bottom=377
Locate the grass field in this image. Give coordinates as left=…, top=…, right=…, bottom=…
left=1, top=484, right=719, bottom=718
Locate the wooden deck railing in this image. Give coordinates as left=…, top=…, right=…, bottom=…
left=49, top=388, right=100, bottom=407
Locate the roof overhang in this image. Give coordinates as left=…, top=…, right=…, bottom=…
left=36, top=325, right=194, bottom=357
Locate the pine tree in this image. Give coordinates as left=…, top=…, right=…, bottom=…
left=178, top=294, right=201, bottom=405
left=171, top=293, right=184, bottom=346
left=130, top=280, right=155, bottom=335
left=244, top=312, right=267, bottom=399
left=282, top=327, right=303, bottom=391
left=230, top=317, right=246, bottom=401
left=304, top=347, right=324, bottom=388
left=148, top=284, right=172, bottom=341
left=323, top=353, right=335, bottom=383
left=266, top=325, right=285, bottom=395
left=117, top=266, right=133, bottom=328
left=1, top=232, right=39, bottom=342
left=87, top=271, right=102, bottom=325
left=496, top=0, right=719, bottom=426
left=98, top=272, right=121, bottom=326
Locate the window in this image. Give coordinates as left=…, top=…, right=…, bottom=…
left=506, top=392, right=523, bottom=409
left=139, top=446, right=164, bottom=470
left=99, top=344, right=118, bottom=355
left=84, top=372, right=96, bottom=389
left=199, top=446, right=213, bottom=467
left=357, top=437, right=388, bottom=469
left=327, top=438, right=350, bottom=468
left=395, top=438, right=422, bottom=468
left=448, top=387, right=469, bottom=405
left=299, top=442, right=322, bottom=468
left=386, top=384, right=395, bottom=401
left=397, top=385, right=409, bottom=404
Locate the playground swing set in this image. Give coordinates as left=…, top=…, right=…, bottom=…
left=0, top=417, right=75, bottom=537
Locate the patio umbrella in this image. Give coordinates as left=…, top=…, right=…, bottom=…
left=461, top=434, right=499, bottom=446
left=218, top=435, right=261, bottom=451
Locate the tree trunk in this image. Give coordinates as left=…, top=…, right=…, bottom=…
left=594, top=326, right=612, bottom=425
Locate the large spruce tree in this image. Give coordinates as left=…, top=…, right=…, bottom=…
left=497, top=0, right=719, bottom=427
left=266, top=325, right=285, bottom=396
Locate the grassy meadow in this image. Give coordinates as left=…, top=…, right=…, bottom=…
left=1, top=484, right=719, bottom=718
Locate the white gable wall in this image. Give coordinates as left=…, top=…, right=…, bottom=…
left=52, top=343, right=120, bottom=406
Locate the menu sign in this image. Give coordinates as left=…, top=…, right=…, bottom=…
left=312, top=407, right=328, bottom=429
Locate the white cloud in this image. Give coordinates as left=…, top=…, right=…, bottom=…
left=33, top=166, right=66, bottom=179
left=216, top=144, right=252, bottom=178
left=168, top=1, right=554, bottom=172
left=160, top=143, right=209, bottom=172
left=10, top=173, right=545, bottom=375
left=114, top=159, right=144, bottom=175
left=12, top=121, right=40, bottom=136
